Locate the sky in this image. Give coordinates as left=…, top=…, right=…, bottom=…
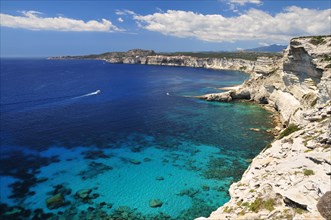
left=0, top=0, right=330, bottom=57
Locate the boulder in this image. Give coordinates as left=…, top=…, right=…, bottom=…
left=149, top=199, right=163, bottom=208
left=249, top=128, right=261, bottom=132
left=317, top=191, right=331, bottom=220
left=76, top=189, right=92, bottom=201
left=129, top=159, right=141, bottom=165
left=155, top=176, right=164, bottom=181
left=46, top=193, right=65, bottom=209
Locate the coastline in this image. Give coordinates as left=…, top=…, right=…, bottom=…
left=200, top=36, right=331, bottom=220
left=49, top=35, right=331, bottom=219
left=101, top=36, right=330, bottom=219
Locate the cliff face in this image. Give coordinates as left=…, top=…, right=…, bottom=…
left=144, top=56, right=258, bottom=72
left=202, top=36, right=331, bottom=125
left=200, top=36, right=331, bottom=220
left=106, top=39, right=330, bottom=219
left=51, top=37, right=330, bottom=219
left=106, top=54, right=280, bottom=74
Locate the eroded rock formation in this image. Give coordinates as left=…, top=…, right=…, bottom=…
left=50, top=36, right=331, bottom=219
left=200, top=36, right=331, bottom=220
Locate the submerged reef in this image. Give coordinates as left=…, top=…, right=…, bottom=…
left=6, top=35, right=329, bottom=220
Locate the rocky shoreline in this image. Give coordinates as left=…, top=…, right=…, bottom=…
left=197, top=35, right=331, bottom=220
left=50, top=35, right=331, bottom=219
left=50, top=49, right=281, bottom=74
left=102, top=36, right=331, bottom=220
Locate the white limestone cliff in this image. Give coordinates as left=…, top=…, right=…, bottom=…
left=200, top=36, right=331, bottom=220
left=49, top=36, right=330, bottom=219
left=200, top=36, right=331, bottom=124
left=103, top=36, right=331, bottom=219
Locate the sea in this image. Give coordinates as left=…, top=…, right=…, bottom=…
left=0, top=59, right=274, bottom=219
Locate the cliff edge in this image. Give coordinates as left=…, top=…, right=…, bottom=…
left=200, top=36, right=331, bottom=220
left=50, top=36, right=331, bottom=219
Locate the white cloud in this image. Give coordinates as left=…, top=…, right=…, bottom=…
left=115, top=10, right=125, bottom=16
left=228, top=0, right=261, bottom=6
left=222, top=0, right=262, bottom=12
left=118, top=17, right=124, bottom=23
left=259, top=42, right=270, bottom=46
left=0, top=10, right=122, bottom=32
left=133, top=7, right=331, bottom=43
left=115, top=10, right=136, bottom=16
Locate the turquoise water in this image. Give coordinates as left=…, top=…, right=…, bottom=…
left=0, top=59, right=274, bottom=219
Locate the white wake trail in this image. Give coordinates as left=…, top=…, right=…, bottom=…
left=71, top=90, right=101, bottom=99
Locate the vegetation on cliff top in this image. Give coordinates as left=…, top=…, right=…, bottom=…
left=309, top=36, right=327, bottom=45
left=53, top=49, right=282, bottom=61
left=158, top=51, right=281, bottom=61
left=278, top=124, right=300, bottom=139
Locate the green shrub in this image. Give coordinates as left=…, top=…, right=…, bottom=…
left=282, top=209, right=294, bottom=220
left=159, top=51, right=282, bottom=61
left=265, top=143, right=272, bottom=149
left=264, top=198, right=275, bottom=211
left=295, top=208, right=304, bottom=214
left=249, top=198, right=263, bottom=212
left=303, top=169, right=314, bottom=176
left=242, top=202, right=249, bottom=207
left=224, top=206, right=233, bottom=213
left=309, top=36, right=326, bottom=45
left=248, top=198, right=275, bottom=212
left=278, top=124, right=300, bottom=139
left=322, top=54, right=331, bottom=62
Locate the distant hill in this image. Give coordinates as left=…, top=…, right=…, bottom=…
left=245, top=44, right=287, bottom=52
left=50, top=49, right=283, bottom=61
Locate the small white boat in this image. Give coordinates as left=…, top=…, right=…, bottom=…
left=166, top=92, right=170, bottom=96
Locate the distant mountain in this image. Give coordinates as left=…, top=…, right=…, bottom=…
left=245, top=44, right=287, bottom=52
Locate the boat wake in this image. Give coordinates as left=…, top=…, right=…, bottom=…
left=1, top=90, right=101, bottom=113
left=71, top=90, right=101, bottom=99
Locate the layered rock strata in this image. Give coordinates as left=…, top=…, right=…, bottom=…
left=105, top=53, right=279, bottom=74
left=199, top=36, right=331, bottom=220
left=104, top=37, right=330, bottom=219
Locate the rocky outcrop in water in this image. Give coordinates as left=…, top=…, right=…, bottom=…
left=199, top=36, right=331, bottom=220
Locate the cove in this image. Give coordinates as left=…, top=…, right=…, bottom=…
left=0, top=59, right=274, bottom=219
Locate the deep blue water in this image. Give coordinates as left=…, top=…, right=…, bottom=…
left=0, top=59, right=274, bottom=219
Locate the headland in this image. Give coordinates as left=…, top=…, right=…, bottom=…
left=50, top=35, right=331, bottom=219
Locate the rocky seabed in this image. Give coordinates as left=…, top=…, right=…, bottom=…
left=106, top=36, right=331, bottom=220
